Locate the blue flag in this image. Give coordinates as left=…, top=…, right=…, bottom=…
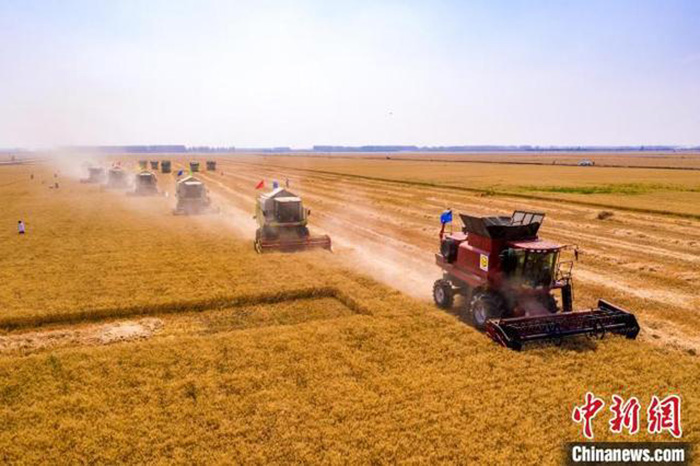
left=177, top=169, right=184, bottom=176
left=440, top=209, right=453, bottom=224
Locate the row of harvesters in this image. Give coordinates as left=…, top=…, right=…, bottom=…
left=82, top=161, right=219, bottom=213
left=81, top=161, right=637, bottom=351
left=167, top=168, right=330, bottom=250
left=433, top=210, right=640, bottom=350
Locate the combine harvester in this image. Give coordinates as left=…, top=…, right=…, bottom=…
left=104, top=166, right=130, bottom=189
left=189, top=161, right=200, bottom=173
left=80, top=166, right=105, bottom=183
left=127, top=171, right=161, bottom=196
left=206, top=160, right=217, bottom=171
left=172, top=175, right=217, bottom=215
left=254, top=187, right=332, bottom=253
left=150, top=160, right=159, bottom=170
left=161, top=160, right=172, bottom=173
left=434, top=210, right=639, bottom=350
left=138, top=160, right=148, bottom=170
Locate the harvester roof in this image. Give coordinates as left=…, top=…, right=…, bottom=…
left=507, top=239, right=561, bottom=251
left=259, top=187, right=297, bottom=200
left=275, top=196, right=302, bottom=203
left=178, top=175, right=202, bottom=185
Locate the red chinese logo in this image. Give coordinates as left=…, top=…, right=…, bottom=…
left=573, top=393, right=682, bottom=439
left=572, top=392, right=606, bottom=439
left=648, top=395, right=682, bottom=438
left=609, top=395, right=641, bottom=435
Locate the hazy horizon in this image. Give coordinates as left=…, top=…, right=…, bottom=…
left=2, top=0, right=699, bottom=148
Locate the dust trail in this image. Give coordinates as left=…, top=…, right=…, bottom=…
left=206, top=191, right=257, bottom=237
left=199, top=163, right=440, bottom=299
left=330, top=232, right=436, bottom=299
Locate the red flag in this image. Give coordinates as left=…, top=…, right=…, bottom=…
left=255, top=179, right=264, bottom=189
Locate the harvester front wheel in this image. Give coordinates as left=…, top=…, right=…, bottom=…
left=469, top=291, right=505, bottom=329
left=433, top=279, right=454, bottom=309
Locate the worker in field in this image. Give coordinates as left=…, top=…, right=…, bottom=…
left=18, top=220, right=25, bottom=235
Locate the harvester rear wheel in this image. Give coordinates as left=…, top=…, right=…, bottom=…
left=254, top=229, right=263, bottom=253
left=433, top=279, right=454, bottom=309
left=469, top=291, right=505, bottom=329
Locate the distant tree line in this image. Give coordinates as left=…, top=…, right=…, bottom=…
left=312, top=145, right=699, bottom=153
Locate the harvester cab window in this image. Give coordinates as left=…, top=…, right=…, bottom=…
left=140, top=174, right=155, bottom=185
left=183, top=182, right=203, bottom=198
left=521, top=250, right=558, bottom=288
left=274, top=198, right=302, bottom=223
left=505, top=249, right=558, bottom=288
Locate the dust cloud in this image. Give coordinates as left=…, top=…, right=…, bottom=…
left=46, top=153, right=439, bottom=300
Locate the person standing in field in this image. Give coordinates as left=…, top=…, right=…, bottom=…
left=18, top=220, right=25, bottom=235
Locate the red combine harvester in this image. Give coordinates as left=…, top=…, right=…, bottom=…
left=434, top=210, right=640, bottom=350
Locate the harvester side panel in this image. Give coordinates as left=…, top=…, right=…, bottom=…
left=435, top=254, right=484, bottom=289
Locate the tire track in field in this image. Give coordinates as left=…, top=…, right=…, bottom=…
left=194, top=159, right=700, bottom=328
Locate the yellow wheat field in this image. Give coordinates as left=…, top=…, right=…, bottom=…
left=0, top=158, right=698, bottom=464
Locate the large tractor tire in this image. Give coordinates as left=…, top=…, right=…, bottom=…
left=433, top=279, right=454, bottom=309
left=469, top=291, right=505, bottom=329
left=254, top=229, right=263, bottom=253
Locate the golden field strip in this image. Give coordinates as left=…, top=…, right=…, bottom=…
left=297, top=151, right=700, bottom=169
left=1, top=155, right=698, bottom=463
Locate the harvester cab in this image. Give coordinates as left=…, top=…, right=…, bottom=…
left=81, top=166, right=105, bottom=183
left=206, top=160, right=217, bottom=171
left=128, top=171, right=159, bottom=196
left=150, top=160, right=159, bottom=170
left=161, top=160, right=172, bottom=173
left=189, top=161, right=200, bottom=172
left=434, top=210, right=639, bottom=350
left=254, top=187, right=332, bottom=253
left=105, top=167, right=130, bottom=189
left=173, top=175, right=215, bottom=215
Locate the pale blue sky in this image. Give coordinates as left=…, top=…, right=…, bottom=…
left=1, top=0, right=698, bottom=147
